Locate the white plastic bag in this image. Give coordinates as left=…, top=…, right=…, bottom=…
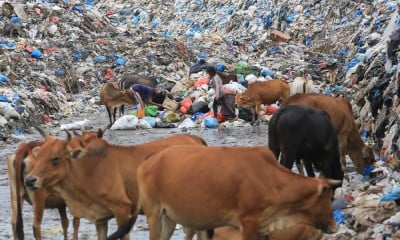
left=0, top=102, right=20, bottom=119
left=111, top=115, right=139, bottom=130
left=60, top=119, right=92, bottom=130
left=178, top=118, right=196, bottom=128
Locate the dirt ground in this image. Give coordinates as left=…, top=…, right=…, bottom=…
left=0, top=111, right=272, bottom=239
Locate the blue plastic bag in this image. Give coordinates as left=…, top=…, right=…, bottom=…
left=0, top=74, right=9, bottom=83
left=143, top=117, right=156, bottom=128
left=204, top=117, right=218, bottom=128
left=116, top=57, right=126, bottom=66
left=333, top=209, right=350, bottom=224
left=94, top=55, right=106, bottom=63
left=10, top=17, right=21, bottom=24
left=381, top=188, right=400, bottom=201
left=55, top=69, right=65, bottom=76
left=31, top=49, right=42, bottom=59
left=261, top=69, right=274, bottom=78
left=0, top=95, right=9, bottom=102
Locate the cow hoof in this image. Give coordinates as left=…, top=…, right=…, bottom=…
left=251, top=121, right=260, bottom=126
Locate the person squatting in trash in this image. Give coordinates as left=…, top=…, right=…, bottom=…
left=130, top=84, right=161, bottom=109
left=206, top=65, right=236, bottom=120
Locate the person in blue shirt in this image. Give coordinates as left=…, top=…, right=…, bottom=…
left=130, top=84, right=161, bottom=109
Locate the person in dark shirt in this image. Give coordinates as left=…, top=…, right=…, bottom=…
left=130, top=84, right=161, bottom=109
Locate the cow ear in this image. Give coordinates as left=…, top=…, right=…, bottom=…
left=318, top=179, right=341, bottom=196
left=32, top=146, right=41, bottom=157
left=69, top=148, right=87, bottom=160
left=317, top=183, right=330, bottom=196
left=97, top=127, right=106, bottom=138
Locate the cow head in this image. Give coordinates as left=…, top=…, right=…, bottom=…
left=282, top=178, right=340, bottom=235
left=24, top=126, right=105, bottom=191
left=234, top=93, right=253, bottom=108
left=362, top=145, right=375, bottom=167
left=24, top=127, right=72, bottom=190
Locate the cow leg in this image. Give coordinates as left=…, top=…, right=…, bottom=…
left=280, top=151, right=296, bottom=172
left=147, top=210, right=162, bottom=240
left=57, top=206, right=69, bottom=240
left=160, top=214, right=176, bottom=240
left=112, top=107, right=118, bottom=125
left=338, top=136, right=347, bottom=170
left=240, top=217, right=259, bottom=240
left=72, top=217, right=80, bottom=240
left=183, top=227, right=195, bottom=240
left=106, top=107, right=113, bottom=127
left=120, top=105, right=125, bottom=117
left=95, top=220, right=108, bottom=240
left=295, top=159, right=305, bottom=176
left=8, top=160, right=21, bottom=240
left=32, top=191, right=46, bottom=240
left=303, top=159, right=315, bottom=177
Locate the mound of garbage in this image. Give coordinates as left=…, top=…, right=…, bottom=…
left=1, top=0, right=400, bottom=238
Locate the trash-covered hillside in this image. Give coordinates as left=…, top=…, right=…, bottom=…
left=1, top=0, right=400, bottom=239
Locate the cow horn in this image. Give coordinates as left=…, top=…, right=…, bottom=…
left=72, top=129, right=81, bottom=136
left=327, top=179, right=342, bottom=187
left=63, top=129, right=72, bottom=143
left=34, top=126, right=50, bottom=139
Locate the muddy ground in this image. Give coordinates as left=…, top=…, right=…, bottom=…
left=0, top=110, right=273, bottom=239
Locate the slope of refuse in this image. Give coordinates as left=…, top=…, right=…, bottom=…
left=1, top=0, right=400, bottom=238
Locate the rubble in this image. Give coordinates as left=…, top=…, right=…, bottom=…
left=1, top=0, right=400, bottom=238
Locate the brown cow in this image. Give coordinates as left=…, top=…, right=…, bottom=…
left=7, top=129, right=103, bottom=240
left=137, top=145, right=339, bottom=240
left=234, top=79, right=290, bottom=123
left=281, top=93, right=375, bottom=173
left=24, top=129, right=207, bottom=240
left=211, top=225, right=322, bottom=240
left=100, top=82, right=137, bottom=127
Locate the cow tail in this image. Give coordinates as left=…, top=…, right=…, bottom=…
left=15, top=144, right=26, bottom=240
left=106, top=214, right=137, bottom=240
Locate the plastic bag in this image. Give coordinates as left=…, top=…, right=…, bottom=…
left=381, top=188, right=400, bottom=201
left=142, top=117, right=156, bottom=128
left=60, top=119, right=92, bottom=130
left=110, top=115, right=139, bottom=130
left=178, top=118, right=196, bottom=128
left=145, top=105, right=158, bottom=117
left=0, top=102, right=20, bottom=119
left=204, top=117, right=218, bottom=128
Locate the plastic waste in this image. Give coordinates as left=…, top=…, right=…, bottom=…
left=31, top=49, right=42, bottom=59
left=381, top=188, right=400, bottom=201
left=0, top=74, right=9, bottom=83
left=94, top=55, right=106, bottom=63
left=142, top=117, right=156, bottom=128
left=60, top=119, right=92, bottom=130
left=333, top=209, right=350, bottom=224
left=178, top=118, right=196, bottom=128
left=116, top=57, right=126, bottom=66
left=204, top=117, right=218, bottom=128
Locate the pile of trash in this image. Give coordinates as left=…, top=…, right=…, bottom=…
left=1, top=0, right=400, bottom=238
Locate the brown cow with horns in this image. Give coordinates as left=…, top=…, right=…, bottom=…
left=137, top=145, right=340, bottom=240
left=23, top=127, right=207, bottom=240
